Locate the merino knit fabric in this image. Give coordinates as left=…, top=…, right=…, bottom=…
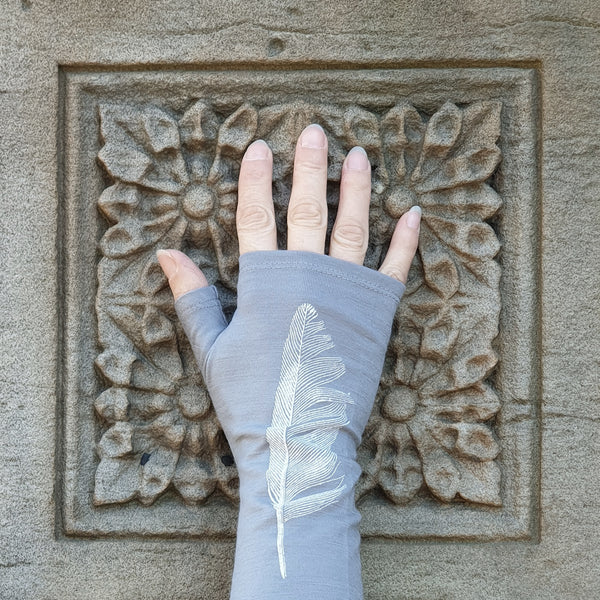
left=175, top=250, right=405, bottom=600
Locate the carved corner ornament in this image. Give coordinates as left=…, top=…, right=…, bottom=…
left=93, top=99, right=503, bottom=509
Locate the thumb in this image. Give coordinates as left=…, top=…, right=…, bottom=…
left=157, top=249, right=227, bottom=376
left=156, top=249, right=209, bottom=300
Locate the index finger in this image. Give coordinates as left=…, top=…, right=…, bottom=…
left=236, top=139, right=278, bottom=255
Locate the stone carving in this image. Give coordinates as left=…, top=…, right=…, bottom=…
left=94, top=99, right=502, bottom=509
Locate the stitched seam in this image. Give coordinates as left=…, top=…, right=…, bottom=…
left=242, top=262, right=403, bottom=301
left=176, top=299, right=222, bottom=316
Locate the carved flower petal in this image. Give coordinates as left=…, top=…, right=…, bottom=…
left=433, top=146, right=501, bottom=192
left=420, top=316, right=460, bottom=361
left=102, top=301, right=182, bottom=387
left=130, top=355, right=179, bottom=394
left=381, top=102, right=425, bottom=184
left=137, top=253, right=168, bottom=296
left=146, top=411, right=186, bottom=451
left=216, top=103, right=258, bottom=157
left=424, top=215, right=500, bottom=260
left=127, top=390, right=174, bottom=419
left=419, top=185, right=502, bottom=220
left=95, top=349, right=136, bottom=386
left=145, top=112, right=181, bottom=154
left=94, top=387, right=129, bottom=422
left=379, top=423, right=423, bottom=504
left=425, top=383, right=500, bottom=422
left=142, top=306, right=175, bottom=346
left=182, top=422, right=204, bottom=455
left=409, top=416, right=460, bottom=502
left=420, top=446, right=460, bottom=502
left=457, top=458, right=502, bottom=506
left=459, top=101, right=502, bottom=153
left=98, top=183, right=140, bottom=223
left=413, top=101, right=462, bottom=185
left=179, top=100, right=219, bottom=151
left=97, top=422, right=133, bottom=458
left=445, top=345, right=498, bottom=391
left=98, top=144, right=153, bottom=186
left=94, top=456, right=140, bottom=506
left=215, top=192, right=238, bottom=233
left=99, top=213, right=178, bottom=258
left=412, top=101, right=502, bottom=193
left=453, top=423, right=500, bottom=461
left=208, top=219, right=239, bottom=289
left=172, top=456, right=216, bottom=505
left=200, top=418, right=239, bottom=502
left=98, top=104, right=188, bottom=194
left=138, top=446, right=180, bottom=505
left=420, top=242, right=460, bottom=299
left=342, top=105, right=385, bottom=187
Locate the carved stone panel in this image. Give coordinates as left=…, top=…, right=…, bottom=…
left=59, top=67, right=539, bottom=539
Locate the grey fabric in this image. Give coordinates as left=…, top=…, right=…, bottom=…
left=175, top=250, right=405, bottom=600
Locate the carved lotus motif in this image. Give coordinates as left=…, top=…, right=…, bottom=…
left=94, top=99, right=503, bottom=509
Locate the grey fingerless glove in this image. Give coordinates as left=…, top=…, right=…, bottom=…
left=175, top=250, right=405, bottom=600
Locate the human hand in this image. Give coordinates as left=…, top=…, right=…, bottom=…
left=155, top=123, right=420, bottom=598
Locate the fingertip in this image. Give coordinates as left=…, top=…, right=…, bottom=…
left=243, top=139, right=272, bottom=161
left=405, top=205, right=422, bottom=230
left=344, top=146, right=370, bottom=171
left=299, top=123, right=327, bottom=149
left=156, top=249, right=209, bottom=300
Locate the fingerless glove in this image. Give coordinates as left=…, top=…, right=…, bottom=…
left=175, top=250, right=405, bottom=600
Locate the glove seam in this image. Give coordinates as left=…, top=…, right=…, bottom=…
left=241, top=262, right=403, bottom=302
left=176, top=298, right=222, bottom=317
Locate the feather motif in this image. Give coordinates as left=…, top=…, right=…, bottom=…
left=266, top=303, right=353, bottom=579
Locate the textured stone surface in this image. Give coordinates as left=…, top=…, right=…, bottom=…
left=60, top=70, right=536, bottom=540
left=1, top=1, right=599, bottom=598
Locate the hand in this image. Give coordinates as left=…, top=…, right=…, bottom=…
left=155, top=123, right=421, bottom=598
left=156, top=123, right=420, bottom=299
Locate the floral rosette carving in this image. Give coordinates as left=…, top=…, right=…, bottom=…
left=94, top=98, right=503, bottom=509
left=358, top=101, right=503, bottom=506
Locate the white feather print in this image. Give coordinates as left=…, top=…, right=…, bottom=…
left=266, top=303, right=353, bottom=579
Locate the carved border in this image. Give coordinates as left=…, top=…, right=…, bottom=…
left=58, top=66, right=540, bottom=539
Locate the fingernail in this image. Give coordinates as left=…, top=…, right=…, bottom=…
left=407, top=205, right=422, bottom=230
left=345, top=146, right=369, bottom=171
left=156, top=249, right=178, bottom=278
left=300, top=124, right=326, bottom=148
left=244, top=139, right=270, bottom=160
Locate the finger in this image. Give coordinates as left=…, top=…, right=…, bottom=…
left=287, top=124, right=328, bottom=253
left=237, top=140, right=277, bottom=255
left=157, top=249, right=209, bottom=301
left=329, top=146, right=371, bottom=265
left=379, top=206, right=421, bottom=284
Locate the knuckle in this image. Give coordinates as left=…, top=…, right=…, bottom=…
left=332, top=222, right=367, bottom=251
left=236, top=203, right=275, bottom=232
left=380, top=264, right=407, bottom=284
left=288, top=200, right=326, bottom=228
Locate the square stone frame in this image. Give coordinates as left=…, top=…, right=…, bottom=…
left=58, top=66, right=541, bottom=541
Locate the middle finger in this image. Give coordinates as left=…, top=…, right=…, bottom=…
left=287, top=124, right=328, bottom=253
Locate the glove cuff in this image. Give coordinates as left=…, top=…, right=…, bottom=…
left=239, top=249, right=405, bottom=305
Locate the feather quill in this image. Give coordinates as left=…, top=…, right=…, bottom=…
left=266, top=303, right=353, bottom=578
